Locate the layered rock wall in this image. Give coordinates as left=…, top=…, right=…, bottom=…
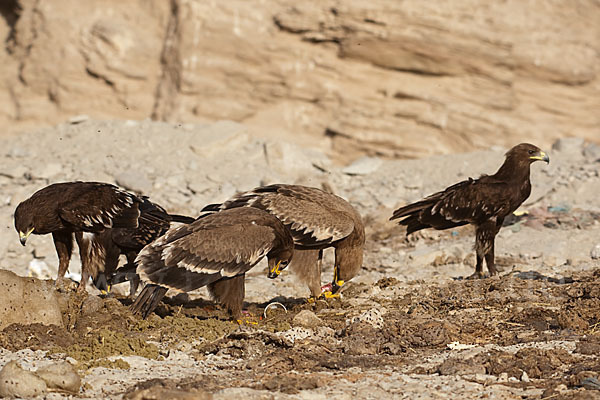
left=1, top=0, right=598, bottom=161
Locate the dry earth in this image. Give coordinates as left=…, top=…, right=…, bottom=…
left=0, top=120, right=599, bottom=398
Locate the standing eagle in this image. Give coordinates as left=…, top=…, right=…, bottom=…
left=130, top=207, right=294, bottom=319
left=92, top=197, right=195, bottom=295
left=390, top=143, right=549, bottom=278
left=202, top=184, right=365, bottom=298
left=14, top=182, right=141, bottom=292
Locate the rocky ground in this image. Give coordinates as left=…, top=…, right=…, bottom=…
left=1, top=119, right=600, bottom=399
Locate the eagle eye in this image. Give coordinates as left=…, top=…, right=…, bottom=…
left=528, top=150, right=535, bottom=155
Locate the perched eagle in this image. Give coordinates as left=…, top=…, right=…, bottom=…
left=92, top=197, right=195, bottom=295
left=130, top=207, right=294, bottom=319
left=202, top=184, right=365, bottom=298
left=390, top=143, right=549, bottom=278
left=14, top=182, right=141, bottom=292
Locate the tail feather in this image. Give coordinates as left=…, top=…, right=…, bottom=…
left=130, top=284, right=168, bottom=318
left=390, top=199, right=434, bottom=221
left=403, top=216, right=429, bottom=235
left=168, top=214, right=195, bottom=224
left=201, top=203, right=221, bottom=212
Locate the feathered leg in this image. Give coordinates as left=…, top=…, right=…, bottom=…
left=52, top=231, right=73, bottom=289
left=471, top=253, right=484, bottom=279
left=485, top=243, right=498, bottom=276
left=289, top=248, right=322, bottom=298
left=125, top=253, right=141, bottom=296
left=207, top=274, right=245, bottom=319
left=470, top=220, right=497, bottom=279
left=74, top=232, right=90, bottom=293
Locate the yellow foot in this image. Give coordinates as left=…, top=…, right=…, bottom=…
left=236, top=319, right=259, bottom=325
left=320, top=291, right=340, bottom=299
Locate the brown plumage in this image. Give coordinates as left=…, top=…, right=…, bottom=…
left=130, top=207, right=294, bottom=319
left=92, top=197, right=195, bottom=295
left=14, top=182, right=141, bottom=291
left=202, top=184, right=365, bottom=297
left=390, top=143, right=549, bottom=278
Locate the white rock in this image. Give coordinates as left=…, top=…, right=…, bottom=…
left=583, top=143, right=600, bottom=160
left=115, top=171, right=152, bottom=194
left=278, top=327, right=313, bottom=344
left=342, top=156, right=383, bottom=176
left=347, top=308, right=385, bottom=329
left=68, top=114, right=90, bottom=124
left=35, top=361, right=81, bottom=393
left=447, top=342, right=477, bottom=351
left=0, top=361, right=47, bottom=398
left=36, top=162, right=63, bottom=179
left=551, top=137, right=584, bottom=155
left=292, top=310, right=323, bottom=329
left=590, top=244, right=600, bottom=259
left=521, top=370, right=530, bottom=383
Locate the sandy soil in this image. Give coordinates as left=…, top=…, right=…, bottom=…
left=0, top=120, right=599, bottom=399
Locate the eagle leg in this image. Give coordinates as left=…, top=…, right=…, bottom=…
left=77, top=265, right=90, bottom=293
left=469, top=222, right=497, bottom=279
left=485, top=244, right=498, bottom=276
left=74, top=232, right=90, bottom=293
left=467, top=254, right=486, bottom=279
left=207, top=274, right=245, bottom=320
left=322, top=263, right=345, bottom=294
left=52, top=231, right=73, bottom=290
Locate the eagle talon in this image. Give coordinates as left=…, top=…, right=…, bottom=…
left=320, top=291, right=340, bottom=299
left=236, top=319, right=258, bottom=325
left=466, top=271, right=488, bottom=280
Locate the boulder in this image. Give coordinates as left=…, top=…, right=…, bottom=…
left=0, top=269, right=63, bottom=330
left=0, top=361, right=47, bottom=398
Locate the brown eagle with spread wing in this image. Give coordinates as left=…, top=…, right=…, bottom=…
left=14, top=182, right=141, bottom=292
left=130, top=207, right=294, bottom=319
left=390, top=143, right=549, bottom=278
left=202, top=184, right=365, bottom=298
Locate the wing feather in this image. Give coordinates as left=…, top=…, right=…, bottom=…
left=205, top=184, right=357, bottom=247
left=136, top=211, right=278, bottom=292
left=393, top=177, right=514, bottom=233
left=58, top=183, right=140, bottom=231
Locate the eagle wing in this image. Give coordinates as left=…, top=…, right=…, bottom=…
left=392, top=178, right=513, bottom=234
left=110, top=198, right=171, bottom=250
left=136, top=216, right=277, bottom=292
left=58, top=183, right=140, bottom=231
left=205, top=184, right=356, bottom=247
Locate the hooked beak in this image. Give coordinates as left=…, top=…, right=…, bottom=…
left=530, top=151, right=550, bottom=164
left=268, top=260, right=283, bottom=279
left=19, top=228, right=34, bottom=246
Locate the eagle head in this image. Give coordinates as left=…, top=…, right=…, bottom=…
left=507, top=143, right=550, bottom=164
left=267, top=248, right=293, bottom=279
left=14, top=202, right=35, bottom=246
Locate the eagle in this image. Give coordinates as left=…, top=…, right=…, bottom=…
left=390, top=143, right=549, bottom=278
left=14, top=182, right=141, bottom=292
left=130, top=207, right=294, bottom=319
left=202, top=184, right=365, bottom=298
left=92, top=197, right=195, bottom=295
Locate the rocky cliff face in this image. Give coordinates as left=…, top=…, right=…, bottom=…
left=1, top=0, right=599, bottom=161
